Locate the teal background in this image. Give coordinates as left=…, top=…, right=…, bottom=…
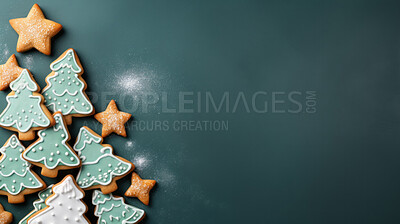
left=0, top=0, right=400, bottom=223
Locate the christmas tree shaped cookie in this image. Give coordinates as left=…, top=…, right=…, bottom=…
left=42, top=49, right=94, bottom=125
left=19, top=185, right=52, bottom=224
left=0, top=69, right=55, bottom=141
left=0, top=135, right=46, bottom=204
left=74, top=126, right=134, bottom=194
left=23, top=112, right=81, bottom=178
left=93, top=190, right=145, bottom=224
left=27, top=175, right=90, bottom=224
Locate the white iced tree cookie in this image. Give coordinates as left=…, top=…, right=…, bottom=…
left=27, top=175, right=90, bottom=224
left=93, top=190, right=145, bottom=224
left=0, top=69, right=55, bottom=140
left=23, top=112, right=81, bottom=178
left=19, top=185, right=53, bottom=224
left=74, top=126, right=134, bottom=194
left=42, top=48, right=94, bottom=125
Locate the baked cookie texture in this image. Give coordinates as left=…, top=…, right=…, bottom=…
left=0, top=69, right=55, bottom=141
left=0, top=203, right=13, bottom=224
left=93, top=190, right=145, bottom=224
left=42, top=48, right=94, bottom=125
left=74, top=126, right=134, bottom=194
left=95, top=100, right=132, bottom=137
left=23, top=112, right=81, bottom=178
left=0, top=135, right=46, bottom=204
left=0, top=54, right=23, bottom=91
left=125, top=172, right=156, bottom=205
left=9, top=4, right=62, bottom=55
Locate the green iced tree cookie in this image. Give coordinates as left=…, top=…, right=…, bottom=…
left=93, top=190, right=145, bottom=224
left=0, top=69, right=53, bottom=140
left=42, top=48, right=94, bottom=125
left=74, top=126, right=133, bottom=194
left=0, top=135, right=45, bottom=203
left=23, top=112, right=81, bottom=178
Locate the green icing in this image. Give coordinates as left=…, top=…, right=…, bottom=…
left=23, top=113, right=80, bottom=169
left=18, top=186, right=53, bottom=224
left=42, top=49, right=93, bottom=116
left=92, top=190, right=145, bottom=224
left=0, top=70, right=51, bottom=133
left=74, top=127, right=131, bottom=188
left=0, top=135, right=43, bottom=195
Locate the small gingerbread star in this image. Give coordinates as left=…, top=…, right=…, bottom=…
left=94, top=100, right=132, bottom=137
left=0, top=203, right=13, bottom=224
left=125, top=172, right=156, bottom=205
left=9, top=4, right=62, bottom=55
left=0, top=54, right=23, bottom=91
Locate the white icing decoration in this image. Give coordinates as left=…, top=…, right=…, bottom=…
left=42, top=49, right=93, bottom=116
left=23, top=113, right=80, bottom=170
left=0, top=135, right=43, bottom=195
left=27, top=176, right=89, bottom=224
left=18, top=185, right=53, bottom=224
left=74, top=127, right=132, bottom=189
left=92, top=190, right=145, bottom=224
left=0, top=70, right=51, bottom=132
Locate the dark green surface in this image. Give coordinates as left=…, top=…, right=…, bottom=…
left=0, top=0, right=400, bottom=223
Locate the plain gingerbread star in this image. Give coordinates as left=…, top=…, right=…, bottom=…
left=0, top=54, right=23, bottom=91
left=94, top=100, right=132, bottom=137
left=0, top=203, right=13, bottom=224
left=9, top=4, right=62, bottom=55
left=124, top=172, right=156, bottom=205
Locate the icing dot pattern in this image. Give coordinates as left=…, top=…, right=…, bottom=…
left=42, top=49, right=93, bottom=118
left=74, top=127, right=132, bottom=189
left=0, top=135, right=44, bottom=196
left=0, top=70, right=52, bottom=133
left=23, top=113, right=80, bottom=170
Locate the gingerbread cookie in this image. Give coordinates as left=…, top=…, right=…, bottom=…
left=27, top=175, right=90, bottom=224
left=93, top=190, right=145, bottom=224
left=74, top=126, right=134, bottom=194
left=0, top=54, right=24, bottom=91
left=0, top=203, right=13, bottom=224
left=125, top=172, right=156, bottom=205
left=0, top=135, right=46, bottom=204
left=94, top=100, right=132, bottom=137
left=0, top=69, right=55, bottom=141
left=19, top=185, right=53, bottom=224
left=9, top=4, right=62, bottom=55
left=23, top=112, right=81, bottom=178
left=42, top=49, right=94, bottom=125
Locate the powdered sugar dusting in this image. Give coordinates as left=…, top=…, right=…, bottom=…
left=9, top=4, right=62, bottom=55
left=133, top=155, right=150, bottom=169
left=117, top=75, right=143, bottom=91
left=125, top=140, right=134, bottom=148
left=0, top=44, right=10, bottom=62
left=21, top=54, right=34, bottom=68
left=110, top=65, right=160, bottom=95
left=155, top=168, right=176, bottom=188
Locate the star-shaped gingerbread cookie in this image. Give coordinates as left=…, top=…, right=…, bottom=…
left=0, top=54, right=23, bottom=91
left=0, top=203, right=12, bottom=224
left=9, top=4, right=62, bottom=55
left=94, top=100, right=132, bottom=137
left=125, top=172, right=156, bottom=205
